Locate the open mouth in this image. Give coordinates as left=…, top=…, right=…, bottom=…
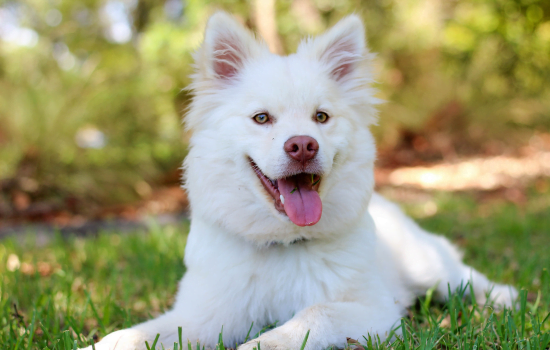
left=250, top=159, right=322, bottom=227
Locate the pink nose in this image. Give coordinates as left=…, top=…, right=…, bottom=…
left=284, top=136, right=319, bottom=164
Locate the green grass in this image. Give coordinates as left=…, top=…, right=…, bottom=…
left=0, top=189, right=549, bottom=349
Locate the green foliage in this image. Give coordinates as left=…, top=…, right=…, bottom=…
left=0, top=192, right=549, bottom=349
left=0, top=0, right=195, bottom=203
left=1, top=0, right=549, bottom=203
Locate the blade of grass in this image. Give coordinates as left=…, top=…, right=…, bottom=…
left=300, top=330, right=310, bottom=350
left=26, top=311, right=36, bottom=350
left=40, top=321, right=54, bottom=346
left=217, top=326, right=224, bottom=350
left=64, top=330, right=72, bottom=350
left=401, top=319, right=409, bottom=350
left=151, top=334, right=160, bottom=350
left=102, top=290, right=112, bottom=327
left=520, top=289, right=528, bottom=338
left=85, top=291, right=105, bottom=334
left=244, top=322, right=254, bottom=343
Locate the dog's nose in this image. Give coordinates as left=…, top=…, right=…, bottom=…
left=284, top=136, right=319, bottom=163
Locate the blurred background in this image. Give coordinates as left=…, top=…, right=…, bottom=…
left=1, top=0, right=549, bottom=231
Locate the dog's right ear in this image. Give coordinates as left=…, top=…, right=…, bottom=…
left=194, top=12, right=266, bottom=83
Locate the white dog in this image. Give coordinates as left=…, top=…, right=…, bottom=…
left=85, top=12, right=517, bottom=350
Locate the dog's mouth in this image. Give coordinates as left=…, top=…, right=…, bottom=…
left=250, top=159, right=322, bottom=227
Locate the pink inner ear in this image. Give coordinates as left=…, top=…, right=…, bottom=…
left=323, top=37, right=360, bottom=81
left=213, top=36, right=244, bottom=79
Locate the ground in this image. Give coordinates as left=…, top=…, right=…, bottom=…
left=1, top=184, right=549, bottom=350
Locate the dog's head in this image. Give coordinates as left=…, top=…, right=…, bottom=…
left=184, top=13, right=379, bottom=244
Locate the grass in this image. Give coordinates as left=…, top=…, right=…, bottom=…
left=0, top=187, right=549, bottom=349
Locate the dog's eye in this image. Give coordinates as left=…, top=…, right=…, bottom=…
left=315, top=112, right=329, bottom=123
left=253, top=113, right=270, bottom=124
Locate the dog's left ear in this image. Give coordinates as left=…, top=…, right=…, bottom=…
left=194, top=12, right=267, bottom=83
left=298, top=15, right=366, bottom=82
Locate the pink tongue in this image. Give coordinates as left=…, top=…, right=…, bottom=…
left=278, top=175, right=322, bottom=227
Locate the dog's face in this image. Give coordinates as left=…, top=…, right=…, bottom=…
left=184, top=13, right=379, bottom=244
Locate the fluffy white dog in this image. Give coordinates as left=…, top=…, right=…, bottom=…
left=85, top=12, right=517, bottom=350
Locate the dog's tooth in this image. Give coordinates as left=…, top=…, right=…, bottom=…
left=279, top=195, right=285, bottom=205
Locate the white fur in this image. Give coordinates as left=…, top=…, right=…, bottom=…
left=84, top=13, right=517, bottom=350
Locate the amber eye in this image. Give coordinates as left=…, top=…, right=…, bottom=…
left=253, top=113, right=270, bottom=124
left=315, top=111, right=329, bottom=123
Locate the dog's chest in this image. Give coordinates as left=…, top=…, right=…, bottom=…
left=232, top=242, right=365, bottom=323
left=183, top=219, right=372, bottom=330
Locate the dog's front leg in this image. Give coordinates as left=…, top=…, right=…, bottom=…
left=238, top=301, right=401, bottom=350
left=80, top=311, right=183, bottom=350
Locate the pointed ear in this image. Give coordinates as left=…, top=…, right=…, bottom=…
left=195, top=12, right=267, bottom=82
left=298, top=15, right=366, bottom=81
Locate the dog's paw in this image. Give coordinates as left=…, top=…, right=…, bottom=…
left=79, top=329, right=150, bottom=350
left=237, top=341, right=260, bottom=350
left=482, top=284, right=519, bottom=309
left=237, top=328, right=318, bottom=350
left=238, top=332, right=296, bottom=350
left=238, top=339, right=281, bottom=350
